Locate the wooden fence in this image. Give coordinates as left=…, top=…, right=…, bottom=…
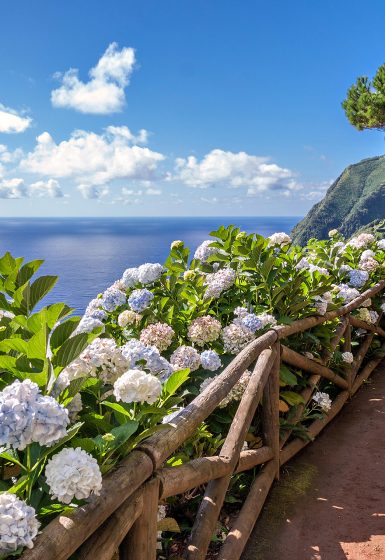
left=21, top=279, right=385, bottom=560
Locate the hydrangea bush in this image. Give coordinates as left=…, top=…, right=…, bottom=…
left=0, top=226, right=384, bottom=557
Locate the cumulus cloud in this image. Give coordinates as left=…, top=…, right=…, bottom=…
left=29, top=179, right=64, bottom=198
left=0, top=104, right=31, bottom=133
left=0, top=177, right=64, bottom=199
left=0, top=144, right=24, bottom=164
left=20, top=127, right=165, bottom=186
left=0, top=178, right=28, bottom=198
left=77, top=184, right=110, bottom=200
left=171, top=149, right=300, bottom=194
left=51, top=43, right=135, bottom=114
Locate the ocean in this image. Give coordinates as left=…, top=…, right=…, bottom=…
left=0, top=217, right=300, bottom=314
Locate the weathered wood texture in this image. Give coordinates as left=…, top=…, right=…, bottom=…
left=120, top=478, right=160, bottom=560
left=217, top=461, right=277, bottom=560
left=78, top=487, right=143, bottom=560
left=186, top=346, right=276, bottom=559
left=281, top=344, right=348, bottom=389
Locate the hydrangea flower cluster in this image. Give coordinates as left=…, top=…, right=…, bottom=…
left=140, top=322, right=175, bottom=351
left=312, top=391, right=332, bottom=412
left=0, top=379, right=69, bottom=450
left=267, top=232, right=292, bottom=247
left=194, top=240, right=219, bottom=262
left=200, top=350, right=222, bottom=371
left=100, top=287, right=127, bottom=312
left=121, top=263, right=164, bottom=287
left=0, top=493, right=40, bottom=554
left=296, top=258, right=329, bottom=276
left=113, top=369, right=162, bottom=404
left=203, top=268, right=236, bottom=299
left=118, top=309, right=142, bottom=327
left=356, top=308, right=379, bottom=324
left=377, top=239, right=385, bottom=250
left=121, top=339, right=173, bottom=379
left=336, top=284, right=360, bottom=303
left=170, top=345, right=201, bottom=372
left=187, top=316, right=222, bottom=346
left=128, top=288, right=154, bottom=312
left=45, top=447, right=102, bottom=504
left=347, top=233, right=375, bottom=249
left=221, top=322, right=255, bottom=355
left=348, top=269, right=369, bottom=288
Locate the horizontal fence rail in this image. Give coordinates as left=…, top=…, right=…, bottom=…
left=21, top=280, right=385, bottom=560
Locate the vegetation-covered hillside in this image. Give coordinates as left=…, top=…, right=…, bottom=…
left=292, top=155, right=385, bottom=244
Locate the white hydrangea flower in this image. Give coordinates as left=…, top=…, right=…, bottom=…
left=267, top=232, right=292, bottom=247
left=45, top=447, right=102, bottom=504
left=347, top=233, right=375, bottom=249
left=204, top=268, right=236, bottom=299
left=194, top=240, right=218, bottom=262
left=381, top=302, right=385, bottom=313
left=170, top=346, right=201, bottom=372
left=360, top=257, right=378, bottom=271
left=356, top=308, right=372, bottom=324
left=118, top=309, right=141, bottom=327
left=341, top=352, right=354, bottom=364
left=377, top=239, right=385, bottom=250
left=361, top=298, right=372, bottom=307
left=113, top=369, right=162, bottom=404
left=0, top=493, right=40, bottom=553
left=137, top=263, right=164, bottom=285
left=74, top=315, right=105, bottom=335
left=121, top=267, right=140, bottom=288
left=221, top=322, right=255, bottom=354
left=0, top=379, right=69, bottom=450
left=312, top=391, right=332, bottom=412
left=328, top=229, right=338, bottom=237
left=187, top=316, right=222, bottom=346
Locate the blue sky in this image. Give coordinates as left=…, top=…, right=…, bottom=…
left=0, top=0, right=384, bottom=217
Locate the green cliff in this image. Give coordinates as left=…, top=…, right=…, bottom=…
left=292, top=154, right=385, bottom=244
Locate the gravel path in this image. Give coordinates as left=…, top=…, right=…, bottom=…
left=242, top=366, right=385, bottom=560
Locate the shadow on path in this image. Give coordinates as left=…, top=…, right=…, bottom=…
left=242, top=367, right=385, bottom=560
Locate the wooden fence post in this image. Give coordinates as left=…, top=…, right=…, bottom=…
left=120, top=477, right=160, bottom=560
left=262, top=342, right=280, bottom=478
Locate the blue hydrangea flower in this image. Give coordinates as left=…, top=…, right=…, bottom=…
left=200, top=350, right=221, bottom=371
left=127, top=289, right=154, bottom=312
left=348, top=269, right=369, bottom=288
left=240, top=313, right=263, bottom=333
left=101, top=287, right=127, bottom=312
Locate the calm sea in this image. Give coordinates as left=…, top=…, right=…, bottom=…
left=0, top=217, right=300, bottom=314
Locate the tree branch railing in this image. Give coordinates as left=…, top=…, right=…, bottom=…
left=21, top=279, right=385, bottom=560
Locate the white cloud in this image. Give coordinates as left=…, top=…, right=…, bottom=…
left=106, top=125, right=148, bottom=144
left=0, top=144, right=24, bottom=163
left=0, top=178, right=28, bottom=198
left=77, top=184, right=110, bottom=200
left=0, top=104, right=31, bottom=133
left=20, top=128, right=165, bottom=186
left=145, top=187, right=162, bottom=195
left=29, top=179, right=64, bottom=198
left=51, top=43, right=135, bottom=114
left=171, top=149, right=300, bottom=194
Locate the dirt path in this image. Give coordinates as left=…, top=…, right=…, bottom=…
left=242, top=366, right=385, bottom=560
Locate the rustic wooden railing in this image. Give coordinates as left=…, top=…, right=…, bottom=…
left=21, top=280, right=385, bottom=560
